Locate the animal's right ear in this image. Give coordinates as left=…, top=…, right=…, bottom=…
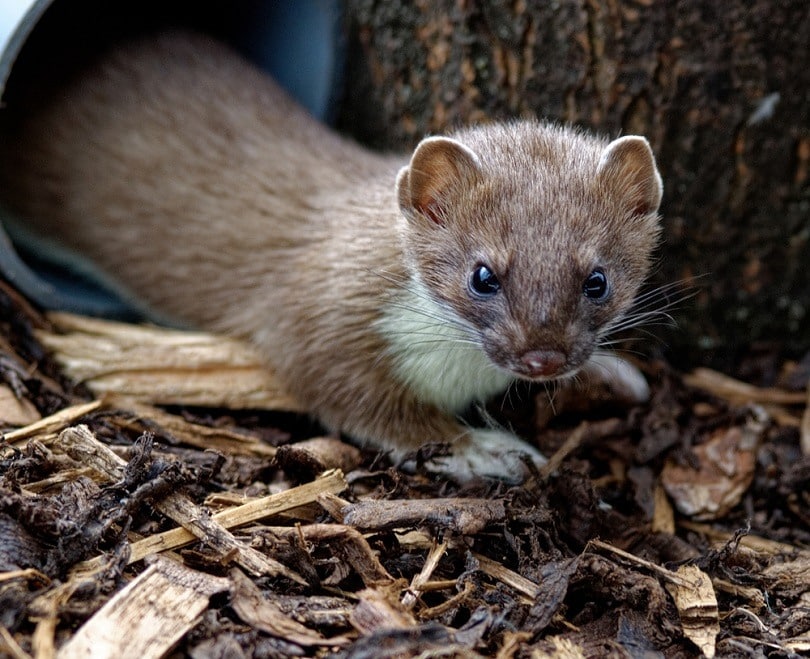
left=596, top=136, right=663, bottom=217
left=397, top=136, right=481, bottom=226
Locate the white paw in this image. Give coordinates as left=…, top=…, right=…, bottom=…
left=426, top=429, right=546, bottom=484
left=580, top=352, right=650, bottom=403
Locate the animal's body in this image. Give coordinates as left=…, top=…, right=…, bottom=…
left=0, top=32, right=663, bottom=481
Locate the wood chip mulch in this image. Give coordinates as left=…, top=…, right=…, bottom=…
left=0, top=279, right=808, bottom=659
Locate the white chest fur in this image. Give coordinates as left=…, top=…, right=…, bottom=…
left=377, top=279, right=513, bottom=413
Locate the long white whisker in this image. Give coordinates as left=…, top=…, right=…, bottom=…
left=393, top=339, right=482, bottom=352
left=599, top=277, right=701, bottom=342
left=382, top=301, right=470, bottom=331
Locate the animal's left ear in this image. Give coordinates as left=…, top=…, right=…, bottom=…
left=596, top=136, right=663, bottom=216
left=396, top=136, right=481, bottom=226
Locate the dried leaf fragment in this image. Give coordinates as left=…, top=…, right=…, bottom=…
left=665, top=564, right=719, bottom=658
left=661, top=409, right=766, bottom=519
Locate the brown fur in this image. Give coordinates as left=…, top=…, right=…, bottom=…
left=0, top=32, right=662, bottom=481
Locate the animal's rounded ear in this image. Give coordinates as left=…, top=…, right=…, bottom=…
left=396, top=136, right=481, bottom=225
left=597, top=136, right=663, bottom=216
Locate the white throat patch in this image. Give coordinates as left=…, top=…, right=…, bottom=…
left=377, top=278, right=513, bottom=413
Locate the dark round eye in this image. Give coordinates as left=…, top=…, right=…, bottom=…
left=469, top=265, right=501, bottom=298
left=583, top=268, right=609, bottom=301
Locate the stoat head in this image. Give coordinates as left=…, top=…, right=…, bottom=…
left=395, top=122, right=663, bottom=382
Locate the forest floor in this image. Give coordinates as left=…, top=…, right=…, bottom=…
left=0, top=278, right=808, bottom=659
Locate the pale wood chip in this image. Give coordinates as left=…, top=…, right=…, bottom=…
left=105, top=396, right=277, bottom=458
left=684, top=367, right=806, bottom=405
left=38, top=312, right=301, bottom=411
left=786, top=635, right=810, bottom=652
left=402, top=539, right=448, bottom=609
left=473, top=553, right=540, bottom=600
left=3, top=400, right=101, bottom=446
left=57, top=557, right=229, bottom=659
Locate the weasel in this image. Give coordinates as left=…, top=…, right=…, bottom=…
left=0, top=32, right=663, bottom=482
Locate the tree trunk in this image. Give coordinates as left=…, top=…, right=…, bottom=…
left=338, top=0, right=810, bottom=376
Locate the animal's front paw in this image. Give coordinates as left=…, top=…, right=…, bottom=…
left=407, top=429, right=546, bottom=484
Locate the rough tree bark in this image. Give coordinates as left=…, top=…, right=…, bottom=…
left=338, top=0, right=810, bottom=375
